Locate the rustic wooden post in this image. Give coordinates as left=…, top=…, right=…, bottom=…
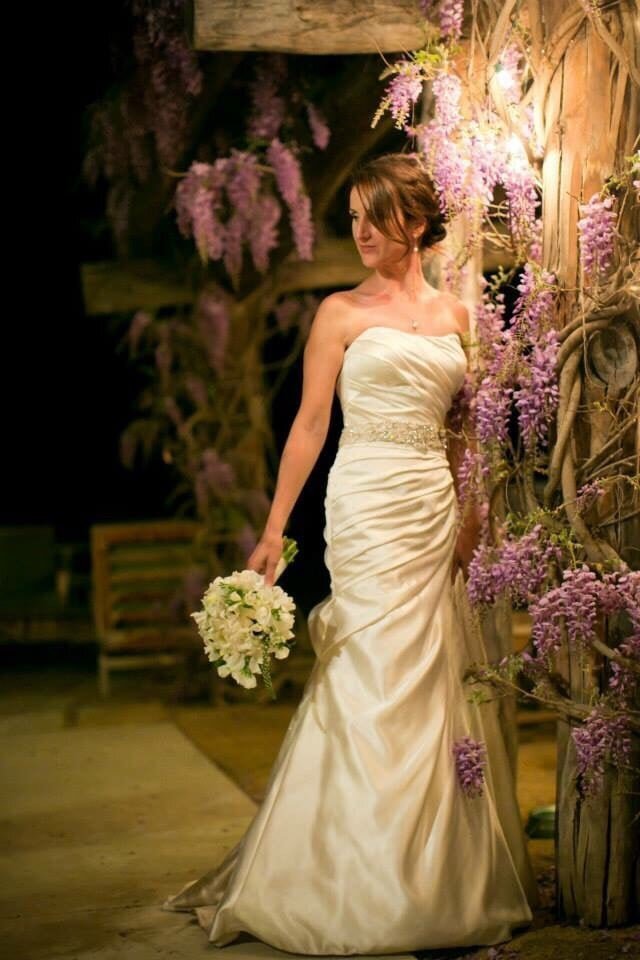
left=535, top=0, right=640, bottom=924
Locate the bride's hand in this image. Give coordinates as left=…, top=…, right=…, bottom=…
left=247, top=529, right=284, bottom=587
left=451, top=530, right=475, bottom=583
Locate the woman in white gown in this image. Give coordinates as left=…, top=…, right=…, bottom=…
left=161, top=152, right=539, bottom=953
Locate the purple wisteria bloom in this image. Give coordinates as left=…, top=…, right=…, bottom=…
left=572, top=707, right=631, bottom=798
left=530, top=565, right=601, bottom=659
left=514, top=329, right=560, bottom=449
left=432, top=72, right=462, bottom=132
left=609, top=631, right=640, bottom=703
left=511, top=262, right=556, bottom=340
left=235, top=522, right=258, bottom=562
left=474, top=283, right=506, bottom=358
left=467, top=124, right=505, bottom=206
left=223, top=211, right=245, bottom=284
left=155, top=325, right=172, bottom=383
left=501, top=164, right=539, bottom=259
left=473, top=375, right=513, bottom=446
left=249, top=194, right=281, bottom=273
left=575, top=480, right=605, bottom=515
left=381, top=61, right=425, bottom=130
left=601, top=571, right=640, bottom=703
left=418, top=72, right=467, bottom=218
left=432, top=137, right=467, bottom=217
left=267, top=139, right=314, bottom=261
left=274, top=296, right=300, bottom=333
left=200, top=448, right=235, bottom=493
left=456, top=447, right=490, bottom=509
left=305, top=102, right=331, bottom=150
left=184, top=374, right=208, bottom=409
left=495, top=43, right=523, bottom=105
left=246, top=54, right=287, bottom=141
left=467, top=523, right=560, bottom=607
left=226, top=150, right=261, bottom=219
left=452, top=736, right=487, bottom=798
left=439, top=0, right=464, bottom=39
left=267, top=138, right=303, bottom=207
left=289, top=193, right=314, bottom=261
left=195, top=289, right=230, bottom=374
left=174, top=161, right=228, bottom=263
left=163, top=396, right=184, bottom=429
left=127, top=310, right=152, bottom=355
left=530, top=567, right=640, bottom=692
left=577, top=192, right=617, bottom=283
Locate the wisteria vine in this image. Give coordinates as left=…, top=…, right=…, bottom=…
left=372, top=1, right=640, bottom=802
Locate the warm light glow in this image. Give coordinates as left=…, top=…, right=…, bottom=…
left=495, top=64, right=514, bottom=90
left=506, top=133, right=528, bottom=170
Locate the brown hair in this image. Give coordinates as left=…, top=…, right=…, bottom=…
left=348, top=152, right=447, bottom=258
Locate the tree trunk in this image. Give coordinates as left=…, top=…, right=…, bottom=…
left=538, top=0, right=640, bottom=925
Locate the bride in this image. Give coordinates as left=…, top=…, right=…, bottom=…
left=162, top=151, right=539, bottom=953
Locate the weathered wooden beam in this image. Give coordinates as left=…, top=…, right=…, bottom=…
left=82, top=235, right=513, bottom=316
left=80, top=239, right=369, bottom=315
left=189, top=0, right=429, bottom=54
left=80, top=259, right=194, bottom=315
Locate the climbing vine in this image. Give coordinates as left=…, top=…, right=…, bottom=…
left=371, top=0, right=640, bottom=802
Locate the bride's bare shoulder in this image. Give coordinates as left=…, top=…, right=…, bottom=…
left=311, top=287, right=369, bottom=326
left=320, top=285, right=370, bottom=309
left=440, top=291, right=470, bottom=337
left=306, top=291, right=352, bottom=351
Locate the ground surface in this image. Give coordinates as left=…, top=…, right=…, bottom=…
left=0, top=647, right=637, bottom=960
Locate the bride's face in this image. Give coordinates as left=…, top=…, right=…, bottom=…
left=349, top=187, right=411, bottom=269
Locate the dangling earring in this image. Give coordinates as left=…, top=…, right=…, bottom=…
left=413, top=243, right=419, bottom=253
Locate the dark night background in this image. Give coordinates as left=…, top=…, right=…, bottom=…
left=4, top=4, right=345, bottom=614
left=6, top=3, right=148, bottom=540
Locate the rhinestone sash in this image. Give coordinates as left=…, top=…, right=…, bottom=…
left=338, top=418, right=449, bottom=455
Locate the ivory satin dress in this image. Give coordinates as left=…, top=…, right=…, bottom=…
left=161, top=325, right=539, bottom=954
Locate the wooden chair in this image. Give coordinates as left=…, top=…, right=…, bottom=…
left=90, top=519, right=205, bottom=698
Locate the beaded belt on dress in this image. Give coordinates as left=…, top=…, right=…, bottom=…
left=338, top=418, right=449, bottom=455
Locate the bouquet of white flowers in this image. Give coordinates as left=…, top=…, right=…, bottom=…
left=191, top=537, right=298, bottom=700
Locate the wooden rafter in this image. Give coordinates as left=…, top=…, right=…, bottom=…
left=81, top=236, right=512, bottom=316
left=189, top=0, right=429, bottom=54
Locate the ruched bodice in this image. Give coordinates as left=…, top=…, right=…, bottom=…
left=161, top=322, right=538, bottom=954
left=338, top=326, right=467, bottom=430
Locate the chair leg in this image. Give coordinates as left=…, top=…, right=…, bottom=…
left=98, top=655, right=110, bottom=699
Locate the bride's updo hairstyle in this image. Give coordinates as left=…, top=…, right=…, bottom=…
left=348, top=152, right=447, bottom=258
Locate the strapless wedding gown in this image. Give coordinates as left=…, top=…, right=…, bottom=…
left=161, top=325, right=539, bottom=954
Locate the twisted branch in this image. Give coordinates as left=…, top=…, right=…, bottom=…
left=544, top=351, right=582, bottom=505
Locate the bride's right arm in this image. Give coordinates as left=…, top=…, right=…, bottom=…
left=247, top=294, right=347, bottom=584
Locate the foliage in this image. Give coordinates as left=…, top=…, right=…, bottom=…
left=84, top=2, right=329, bottom=585
left=372, top=0, right=640, bottom=800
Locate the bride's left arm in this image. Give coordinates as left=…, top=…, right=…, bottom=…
left=444, top=305, right=483, bottom=581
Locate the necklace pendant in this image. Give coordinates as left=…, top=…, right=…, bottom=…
left=411, top=319, right=418, bottom=330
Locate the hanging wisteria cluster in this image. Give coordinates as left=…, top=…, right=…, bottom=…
left=452, top=735, right=487, bottom=798
left=372, top=14, right=542, bottom=275
left=118, top=286, right=272, bottom=568
left=371, top=2, right=639, bottom=801
left=83, top=0, right=204, bottom=248
left=577, top=192, right=618, bottom=284
left=572, top=708, right=632, bottom=799
left=467, top=523, right=562, bottom=608
left=174, top=52, right=328, bottom=287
